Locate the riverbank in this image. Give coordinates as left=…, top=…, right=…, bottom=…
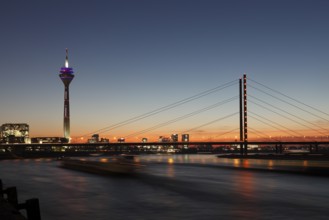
left=217, top=153, right=329, bottom=161
left=214, top=154, right=329, bottom=176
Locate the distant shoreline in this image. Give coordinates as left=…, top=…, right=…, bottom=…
left=217, top=153, right=329, bottom=161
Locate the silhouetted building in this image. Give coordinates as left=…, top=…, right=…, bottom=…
left=171, top=134, right=178, bottom=142
left=118, top=137, right=125, bottom=143
left=88, top=138, right=96, bottom=143
left=0, top=123, right=29, bottom=143
left=100, top=138, right=109, bottom=143
left=87, top=134, right=108, bottom=143
left=159, top=136, right=170, bottom=142
left=182, top=134, right=189, bottom=142
left=92, top=134, right=99, bottom=142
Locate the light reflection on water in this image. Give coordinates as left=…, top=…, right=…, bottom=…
left=0, top=156, right=329, bottom=220
left=138, top=154, right=329, bottom=169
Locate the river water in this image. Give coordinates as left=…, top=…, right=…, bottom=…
left=1, top=154, right=329, bottom=220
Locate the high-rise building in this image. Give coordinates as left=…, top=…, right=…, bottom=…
left=88, top=134, right=100, bottom=143
left=0, top=123, right=29, bottom=143
left=92, top=134, right=99, bottom=142
left=59, top=49, right=75, bottom=142
left=171, top=134, right=178, bottom=142
left=182, top=134, right=189, bottom=142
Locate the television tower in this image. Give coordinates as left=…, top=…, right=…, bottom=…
left=59, top=49, right=75, bottom=142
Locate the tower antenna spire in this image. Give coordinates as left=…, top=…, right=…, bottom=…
left=65, top=48, right=69, bottom=68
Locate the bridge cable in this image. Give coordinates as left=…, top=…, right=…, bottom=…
left=125, top=96, right=238, bottom=138
left=249, top=111, right=305, bottom=137
left=249, top=98, right=328, bottom=136
left=213, top=128, right=240, bottom=139
left=248, top=127, right=281, bottom=141
left=81, top=79, right=238, bottom=137
left=183, top=112, right=239, bottom=133
left=249, top=113, right=303, bottom=138
left=249, top=84, right=329, bottom=124
left=249, top=95, right=329, bottom=133
left=248, top=77, right=329, bottom=118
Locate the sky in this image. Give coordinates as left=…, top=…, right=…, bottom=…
left=0, top=0, right=328, bottom=142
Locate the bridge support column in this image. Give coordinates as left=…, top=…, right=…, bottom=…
left=239, top=78, right=243, bottom=155
left=242, top=74, right=248, bottom=155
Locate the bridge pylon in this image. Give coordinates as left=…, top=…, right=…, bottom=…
left=240, top=74, right=248, bottom=155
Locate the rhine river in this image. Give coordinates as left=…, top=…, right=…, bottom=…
left=1, top=154, right=329, bottom=220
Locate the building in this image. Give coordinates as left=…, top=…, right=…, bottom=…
left=182, top=134, right=189, bottom=142
left=99, top=138, right=109, bottom=143
left=92, top=134, right=99, bottom=142
left=31, top=137, right=68, bottom=144
left=87, top=134, right=99, bottom=143
left=0, top=123, right=29, bottom=143
left=118, top=137, right=125, bottom=143
left=171, top=134, right=178, bottom=142
left=59, top=49, right=75, bottom=143
left=87, top=134, right=109, bottom=143
left=158, top=136, right=170, bottom=142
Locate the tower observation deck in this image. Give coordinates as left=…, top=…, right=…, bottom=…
left=59, top=49, right=74, bottom=142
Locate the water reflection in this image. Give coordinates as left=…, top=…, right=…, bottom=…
left=268, top=160, right=274, bottom=169
left=233, top=159, right=241, bottom=167
left=100, top=158, right=108, bottom=163
left=166, top=164, right=175, bottom=178
left=167, top=158, right=174, bottom=164
left=232, top=172, right=259, bottom=219
left=137, top=154, right=329, bottom=171
left=1, top=156, right=329, bottom=220
left=303, top=160, right=308, bottom=167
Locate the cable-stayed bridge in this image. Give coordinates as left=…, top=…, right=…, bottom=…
left=1, top=74, right=329, bottom=156
left=79, top=74, right=329, bottom=143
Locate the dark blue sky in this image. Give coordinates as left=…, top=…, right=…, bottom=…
left=1, top=0, right=328, bottom=141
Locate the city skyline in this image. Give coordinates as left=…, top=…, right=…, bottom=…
left=1, top=0, right=328, bottom=142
